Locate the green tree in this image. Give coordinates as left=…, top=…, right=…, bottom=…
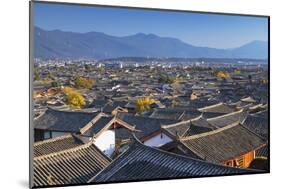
left=51, top=81, right=59, bottom=87
left=34, top=70, right=40, bottom=81
left=158, top=75, right=177, bottom=84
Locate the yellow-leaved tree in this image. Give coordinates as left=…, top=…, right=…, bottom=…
left=216, top=71, right=230, bottom=78
left=62, top=87, right=85, bottom=109
left=234, top=69, right=241, bottom=74
left=136, top=97, right=155, bottom=113
left=74, top=76, right=95, bottom=89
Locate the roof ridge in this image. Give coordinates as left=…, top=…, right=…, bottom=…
left=249, top=103, right=263, bottom=109
left=79, top=112, right=106, bottom=134
left=162, top=120, right=190, bottom=129
left=241, top=96, right=256, bottom=102
left=180, top=121, right=240, bottom=141
left=198, top=102, right=223, bottom=111
left=47, top=107, right=100, bottom=114
left=251, top=109, right=268, bottom=116
left=114, top=117, right=136, bottom=131
left=34, top=139, right=97, bottom=160
left=33, top=134, right=73, bottom=146
left=162, top=116, right=201, bottom=128
left=206, top=109, right=243, bottom=121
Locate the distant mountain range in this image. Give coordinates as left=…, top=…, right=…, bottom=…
left=34, top=27, right=268, bottom=60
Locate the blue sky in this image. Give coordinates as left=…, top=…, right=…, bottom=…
left=33, top=2, right=268, bottom=49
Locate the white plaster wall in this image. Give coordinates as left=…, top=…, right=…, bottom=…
left=94, top=130, right=115, bottom=157
left=144, top=133, right=173, bottom=147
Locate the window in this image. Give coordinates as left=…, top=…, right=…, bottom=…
left=236, top=156, right=245, bottom=167
left=226, top=161, right=232, bottom=166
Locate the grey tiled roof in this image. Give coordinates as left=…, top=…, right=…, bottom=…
left=83, top=116, right=114, bottom=137
left=180, top=123, right=266, bottom=163
left=198, top=103, right=235, bottom=114
left=88, top=99, right=110, bottom=109
left=163, top=117, right=215, bottom=138
left=252, top=110, right=268, bottom=119
left=90, top=136, right=255, bottom=183
left=149, top=108, right=201, bottom=120
left=33, top=134, right=84, bottom=157
left=33, top=141, right=111, bottom=187
left=243, top=114, right=268, bottom=139
left=255, top=145, right=268, bottom=157
left=102, top=101, right=128, bottom=113
left=183, top=124, right=215, bottom=137
left=34, top=108, right=100, bottom=133
left=201, top=112, right=226, bottom=119
left=116, top=113, right=178, bottom=140
left=207, top=110, right=248, bottom=128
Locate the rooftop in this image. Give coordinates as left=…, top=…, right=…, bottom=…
left=33, top=141, right=111, bottom=187
left=34, top=108, right=101, bottom=133
left=90, top=135, right=257, bottom=183
left=180, top=123, right=266, bottom=163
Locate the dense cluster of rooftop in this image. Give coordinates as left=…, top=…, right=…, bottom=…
left=32, top=59, right=268, bottom=187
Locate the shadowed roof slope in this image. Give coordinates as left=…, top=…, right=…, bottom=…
left=162, top=116, right=215, bottom=138
left=83, top=116, right=114, bottom=137
left=34, top=108, right=100, bottom=132
left=243, top=113, right=268, bottom=139
left=115, top=113, right=178, bottom=139
left=90, top=135, right=256, bottom=183
left=33, top=141, right=111, bottom=187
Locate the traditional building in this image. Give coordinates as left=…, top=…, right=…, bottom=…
left=34, top=134, right=84, bottom=157
left=33, top=139, right=111, bottom=187
left=206, top=109, right=248, bottom=128
left=89, top=135, right=258, bottom=183
left=177, top=123, right=266, bottom=168
left=34, top=108, right=136, bottom=157
left=198, top=102, right=235, bottom=114
left=115, top=113, right=179, bottom=147
left=34, top=108, right=102, bottom=141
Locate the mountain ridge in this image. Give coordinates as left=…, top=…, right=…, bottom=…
left=34, top=26, right=268, bottom=60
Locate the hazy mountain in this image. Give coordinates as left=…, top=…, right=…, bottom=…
left=230, top=40, right=268, bottom=59
left=34, top=27, right=268, bottom=60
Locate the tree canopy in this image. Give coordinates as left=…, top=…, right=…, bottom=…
left=62, top=87, right=85, bottom=109
left=234, top=69, right=241, bottom=74
left=136, top=97, right=155, bottom=113
left=34, top=69, right=40, bottom=81
left=215, top=71, right=230, bottom=78
left=158, top=75, right=178, bottom=84
left=74, top=76, right=95, bottom=89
